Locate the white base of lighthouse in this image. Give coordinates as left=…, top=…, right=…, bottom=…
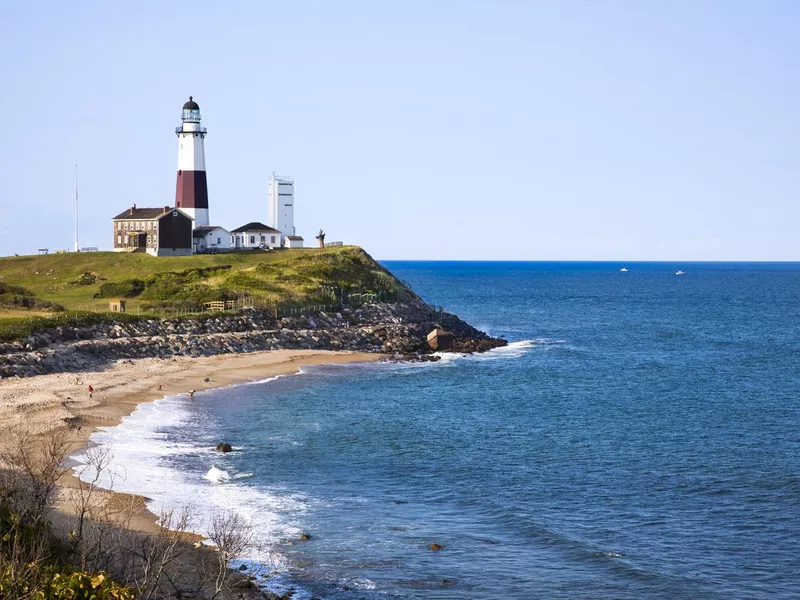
left=182, top=207, right=210, bottom=228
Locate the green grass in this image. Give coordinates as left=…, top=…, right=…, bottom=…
left=0, top=246, right=411, bottom=340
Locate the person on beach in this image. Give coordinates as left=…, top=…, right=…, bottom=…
left=88, top=385, right=93, bottom=398
left=189, top=389, right=195, bottom=399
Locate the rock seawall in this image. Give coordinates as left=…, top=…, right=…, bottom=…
left=0, top=302, right=506, bottom=378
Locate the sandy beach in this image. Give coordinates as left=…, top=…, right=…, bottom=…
left=0, top=349, right=381, bottom=537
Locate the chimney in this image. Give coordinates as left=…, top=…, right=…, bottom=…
left=163, top=206, right=170, bottom=214
left=129, top=203, right=136, bottom=215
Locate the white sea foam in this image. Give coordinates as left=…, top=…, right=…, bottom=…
left=433, top=339, right=537, bottom=363
left=71, top=394, right=305, bottom=568
left=530, top=337, right=568, bottom=345
left=242, top=375, right=284, bottom=386
left=203, top=466, right=231, bottom=483
left=341, top=576, right=377, bottom=591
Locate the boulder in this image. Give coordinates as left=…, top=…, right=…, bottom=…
left=429, top=542, right=443, bottom=551
left=426, top=328, right=455, bottom=351
left=215, top=442, right=233, bottom=453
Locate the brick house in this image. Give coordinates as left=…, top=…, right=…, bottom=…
left=112, top=205, right=193, bottom=256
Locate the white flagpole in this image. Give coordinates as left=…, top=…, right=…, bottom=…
left=74, top=164, right=79, bottom=252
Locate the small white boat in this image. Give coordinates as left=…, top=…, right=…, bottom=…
left=675, top=270, right=685, bottom=275
left=620, top=267, right=628, bottom=272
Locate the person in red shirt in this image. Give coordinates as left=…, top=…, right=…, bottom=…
left=88, top=385, right=93, bottom=398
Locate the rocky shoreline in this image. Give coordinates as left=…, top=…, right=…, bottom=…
left=0, top=301, right=506, bottom=378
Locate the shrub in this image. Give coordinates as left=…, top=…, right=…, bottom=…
left=0, top=283, right=65, bottom=312
left=70, top=272, right=105, bottom=286
left=95, top=279, right=145, bottom=299
left=224, top=273, right=279, bottom=292
left=43, top=570, right=135, bottom=600
left=138, top=266, right=235, bottom=306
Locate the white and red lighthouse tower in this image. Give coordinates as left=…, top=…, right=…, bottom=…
left=175, top=96, right=209, bottom=227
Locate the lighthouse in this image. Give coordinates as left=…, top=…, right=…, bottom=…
left=175, top=96, right=209, bottom=227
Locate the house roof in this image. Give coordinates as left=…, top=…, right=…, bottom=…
left=193, top=225, right=229, bottom=238
left=112, top=207, right=174, bottom=220
left=230, top=222, right=280, bottom=234
left=286, top=236, right=304, bottom=240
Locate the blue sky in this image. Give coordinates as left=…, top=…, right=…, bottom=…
left=1, top=1, right=798, bottom=260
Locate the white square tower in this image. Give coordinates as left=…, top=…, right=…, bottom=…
left=268, top=174, right=295, bottom=245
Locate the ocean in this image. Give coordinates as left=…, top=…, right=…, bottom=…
left=74, top=261, right=800, bottom=599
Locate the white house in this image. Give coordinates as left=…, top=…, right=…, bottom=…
left=284, top=235, right=304, bottom=248
left=230, top=222, right=282, bottom=249
left=193, top=226, right=231, bottom=253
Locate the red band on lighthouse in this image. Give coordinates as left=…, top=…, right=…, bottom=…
left=175, top=171, right=209, bottom=210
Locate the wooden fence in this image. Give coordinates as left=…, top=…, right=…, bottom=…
left=71, top=287, right=401, bottom=320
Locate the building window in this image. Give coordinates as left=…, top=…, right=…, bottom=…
left=250, top=236, right=255, bottom=244
left=147, top=235, right=151, bottom=245
left=217, top=237, right=221, bottom=244
left=124, top=222, right=128, bottom=231
left=117, top=235, right=121, bottom=245
left=271, top=236, right=275, bottom=243
left=260, top=235, right=265, bottom=242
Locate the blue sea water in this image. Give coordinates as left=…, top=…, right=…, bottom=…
left=76, top=262, right=800, bottom=599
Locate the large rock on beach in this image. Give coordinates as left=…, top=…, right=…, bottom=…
left=426, top=328, right=455, bottom=351
left=215, top=442, right=233, bottom=453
